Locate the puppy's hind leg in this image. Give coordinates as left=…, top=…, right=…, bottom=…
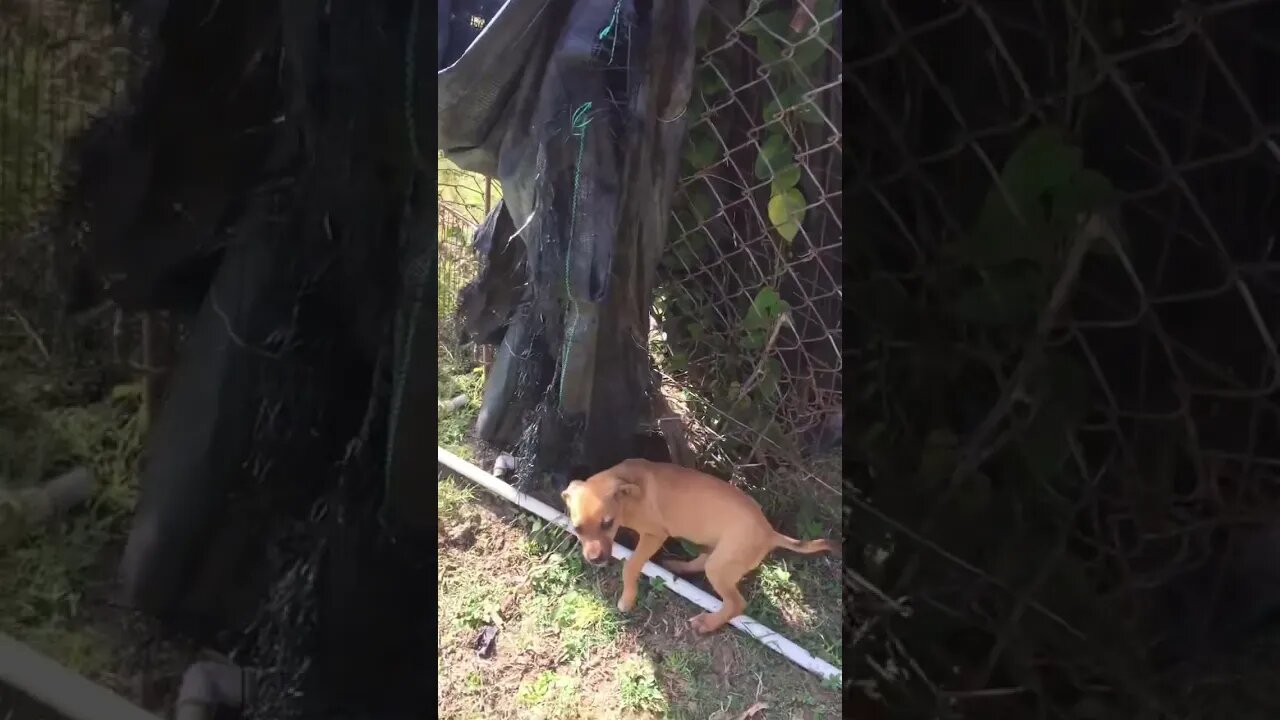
left=688, top=551, right=750, bottom=635
left=663, top=553, right=709, bottom=575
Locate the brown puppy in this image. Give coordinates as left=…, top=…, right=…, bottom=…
left=560, top=459, right=837, bottom=634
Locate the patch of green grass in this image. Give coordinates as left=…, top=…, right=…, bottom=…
left=743, top=557, right=843, bottom=668
left=553, top=589, right=618, bottom=660
left=660, top=647, right=709, bottom=681
left=617, top=656, right=667, bottom=715
left=519, top=545, right=621, bottom=661
left=637, top=574, right=670, bottom=611
left=528, top=550, right=585, bottom=595
left=520, top=516, right=577, bottom=558
left=755, top=562, right=807, bottom=618
left=453, top=581, right=505, bottom=630
left=438, top=474, right=475, bottom=525
left=462, top=670, right=484, bottom=695
left=437, top=364, right=485, bottom=457
left=516, top=670, right=579, bottom=719
left=0, top=369, right=143, bottom=678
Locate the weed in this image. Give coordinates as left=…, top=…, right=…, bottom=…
left=757, top=562, right=803, bottom=611
left=661, top=647, right=708, bottom=680
left=438, top=475, right=475, bottom=525
left=553, top=590, right=617, bottom=660
left=636, top=574, right=670, bottom=612
left=798, top=515, right=824, bottom=541
left=529, top=551, right=584, bottom=595
left=523, top=516, right=575, bottom=558
left=437, top=364, right=485, bottom=456
left=0, top=371, right=143, bottom=679
left=516, top=670, right=579, bottom=719
left=455, top=583, right=504, bottom=629
left=617, top=656, right=667, bottom=715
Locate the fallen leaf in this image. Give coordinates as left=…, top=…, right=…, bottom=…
left=734, top=701, right=770, bottom=720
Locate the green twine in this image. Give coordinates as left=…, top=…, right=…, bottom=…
left=597, top=0, right=624, bottom=64
left=558, top=101, right=595, bottom=409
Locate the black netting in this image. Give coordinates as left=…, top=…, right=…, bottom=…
left=53, top=1, right=434, bottom=717
left=444, top=0, right=704, bottom=487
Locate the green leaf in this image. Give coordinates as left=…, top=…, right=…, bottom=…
left=682, top=134, right=719, bottom=170
left=756, top=34, right=784, bottom=66
left=747, top=285, right=783, bottom=325
left=754, top=134, right=792, bottom=180
left=762, top=85, right=823, bottom=126
left=743, top=10, right=790, bottom=38
left=951, top=127, right=1115, bottom=267
left=783, top=84, right=826, bottom=125
left=742, top=286, right=790, bottom=349
left=762, top=81, right=824, bottom=126
left=951, top=267, right=1044, bottom=326
left=789, top=14, right=835, bottom=69
left=771, top=163, right=802, bottom=192
left=763, top=85, right=800, bottom=120
left=768, top=187, right=806, bottom=243
left=697, top=66, right=727, bottom=99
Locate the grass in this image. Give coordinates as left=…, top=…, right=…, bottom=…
left=0, top=332, right=152, bottom=691
left=436, top=351, right=843, bottom=719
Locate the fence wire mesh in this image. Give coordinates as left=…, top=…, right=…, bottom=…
left=854, top=1, right=1280, bottom=717
left=0, top=0, right=130, bottom=360
left=652, top=0, right=843, bottom=491
left=437, top=152, right=493, bottom=369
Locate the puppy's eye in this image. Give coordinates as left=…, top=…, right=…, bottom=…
left=601, top=517, right=613, bottom=531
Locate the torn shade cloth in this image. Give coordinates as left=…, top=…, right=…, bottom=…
left=439, top=0, right=705, bottom=482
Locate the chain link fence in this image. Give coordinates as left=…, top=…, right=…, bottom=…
left=0, top=0, right=129, bottom=357
left=653, top=0, right=842, bottom=488
left=437, top=152, right=495, bottom=369
left=854, top=1, right=1280, bottom=716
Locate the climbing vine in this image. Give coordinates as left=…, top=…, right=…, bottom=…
left=655, top=0, right=841, bottom=465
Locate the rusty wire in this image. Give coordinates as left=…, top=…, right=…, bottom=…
left=852, top=0, right=1280, bottom=716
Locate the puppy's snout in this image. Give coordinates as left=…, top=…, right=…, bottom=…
left=585, top=547, right=611, bottom=566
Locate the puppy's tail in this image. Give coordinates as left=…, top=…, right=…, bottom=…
left=773, top=533, right=841, bottom=558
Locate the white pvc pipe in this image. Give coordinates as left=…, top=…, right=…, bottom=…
left=0, top=632, right=162, bottom=720
left=437, top=447, right=843, bottom=683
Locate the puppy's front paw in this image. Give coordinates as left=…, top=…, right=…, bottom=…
left=617, top=594, right=637, bottom=612
left=688, top=612, right=715, bottom=635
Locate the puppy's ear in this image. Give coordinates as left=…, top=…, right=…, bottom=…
left=612, top=476, right=641, bottom=500
left=561, top=480, right=583, bottom=507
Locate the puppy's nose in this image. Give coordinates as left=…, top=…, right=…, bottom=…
left=587, top=551, right=610, bottom=566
